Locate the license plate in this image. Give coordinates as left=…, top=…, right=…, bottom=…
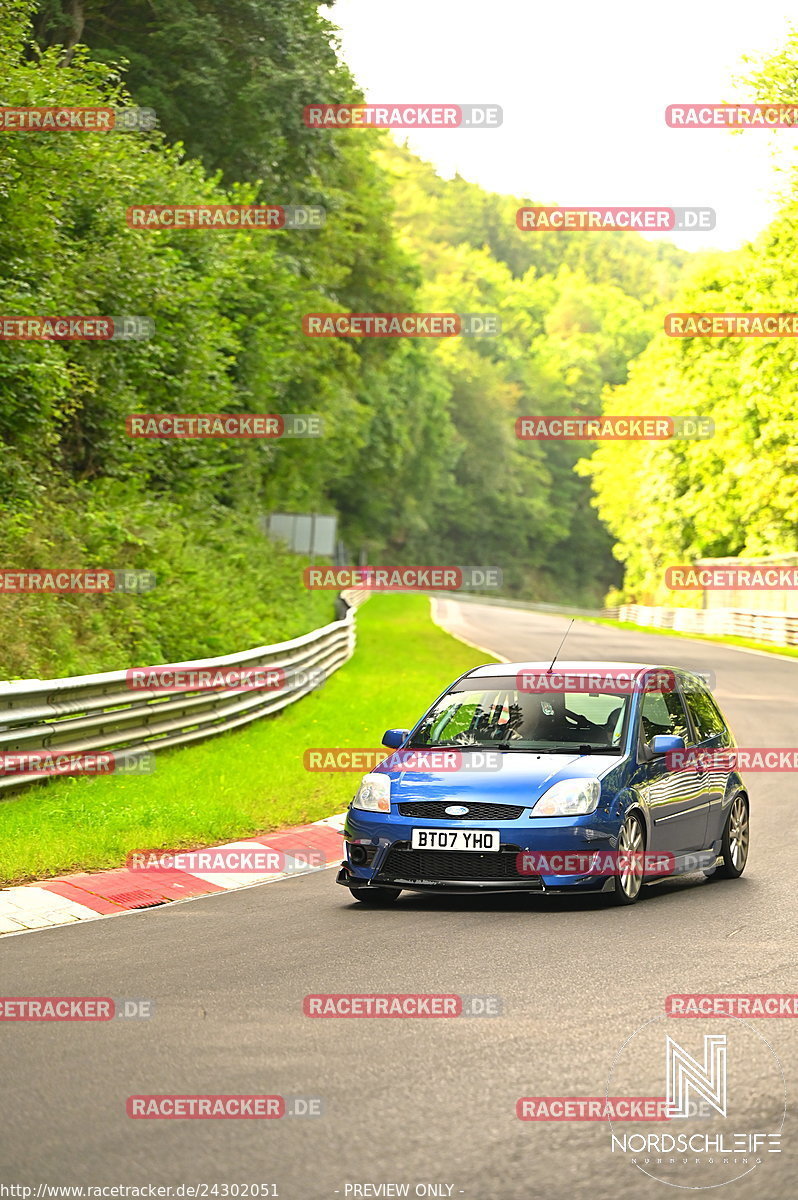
left=411, top=828, right=500, bottom=852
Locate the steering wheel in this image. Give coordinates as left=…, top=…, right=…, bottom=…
left=564, top=709, right=599, bottom=732
left=487, top=724, right=522, bottom=741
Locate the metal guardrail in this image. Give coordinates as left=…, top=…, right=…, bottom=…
left=450, top=593, right=798, bottom=647
left=0, top=594, right=364, bottom=794
left=617, top=604, right=798, bottom=647
left=434, top=592, right=619, bottom=620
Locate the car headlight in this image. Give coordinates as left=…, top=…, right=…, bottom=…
left=531, top=778, right=601, bottom=817
left=352, top=772, right=391, bottom=813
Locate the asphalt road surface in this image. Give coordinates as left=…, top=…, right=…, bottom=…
left=2, top=600, right=796, bottom=1200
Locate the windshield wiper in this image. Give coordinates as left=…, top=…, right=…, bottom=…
left=495, top=743, right=549, bottom=752
left=494, top=742, right=618, bottom=754
left=546, top=744, right=620, bottom=755
left=404, top=741, right=503, bottom=751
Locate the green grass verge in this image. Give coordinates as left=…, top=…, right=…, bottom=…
left=0, top=594, right=497, bottom=885
left=577, top=614, right=798, bottom=660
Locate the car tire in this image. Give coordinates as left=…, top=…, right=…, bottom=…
left=608, top=811, right=646, bottom=906
left=348, top=885, right=402, bottom=905
left=709, top=794, right=749, bottom=880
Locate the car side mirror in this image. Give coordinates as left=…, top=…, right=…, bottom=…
left=648, top=734, right=686, bottom=757
left=382, top=728, right=409, bottom=750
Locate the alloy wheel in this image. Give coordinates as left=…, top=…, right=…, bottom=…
left=618, top=813, right=644, bottom=900
left=728, top=795, right=749, bottom=871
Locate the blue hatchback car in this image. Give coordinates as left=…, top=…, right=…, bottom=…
left=336, top=661, right=750, bottom=906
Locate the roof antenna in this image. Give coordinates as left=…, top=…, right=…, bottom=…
left=547, top=619, right=574, bottom=672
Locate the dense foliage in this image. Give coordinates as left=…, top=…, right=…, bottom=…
left=584, top=34, right=798, bottom=602
left=9, top=0, right=787, bottom=676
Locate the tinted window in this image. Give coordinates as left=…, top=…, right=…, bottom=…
left=639, top=688, right=690, bottom=743
left=411, top=677, right=630, bottom=752
left=565, top=693, right=626, bottom=745
left=684, top=684, right=726, bottom=741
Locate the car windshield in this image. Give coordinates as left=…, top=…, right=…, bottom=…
left=408, top=677, right=629, bottom=753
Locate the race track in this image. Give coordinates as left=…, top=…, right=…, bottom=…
left=2, top=600, right=796, bottom=1199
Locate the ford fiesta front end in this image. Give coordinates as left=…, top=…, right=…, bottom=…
left=336, top=661, right=749, bottom=906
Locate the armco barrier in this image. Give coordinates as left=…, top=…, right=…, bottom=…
left=617, top=604, right=798, bottom=647
left=438, top=591, right=798, bottom=648
left=433, top=592, right=619, bottom=620
left=0, top=593, right=365, bottom=795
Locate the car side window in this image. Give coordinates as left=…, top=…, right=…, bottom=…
left=684, top=684, right=726, bottom=741
left=639, top=688, right=690, bottom=744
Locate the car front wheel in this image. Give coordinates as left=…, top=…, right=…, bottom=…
left=609, top=812, right=645, bottom=906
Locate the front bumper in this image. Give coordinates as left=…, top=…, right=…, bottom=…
left=339, top=807, right=620, bottom=894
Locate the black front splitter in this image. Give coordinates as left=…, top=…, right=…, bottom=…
left=337, top=864, right=615, bottom=896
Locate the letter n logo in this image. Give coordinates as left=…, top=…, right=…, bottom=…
left=666, top=1034, right=727, bottom=1118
